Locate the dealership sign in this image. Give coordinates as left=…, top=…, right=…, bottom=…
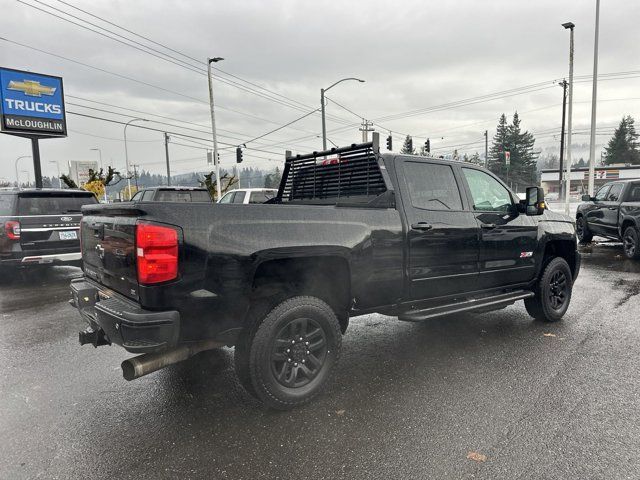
left=0, top=67, right=67, bottom=137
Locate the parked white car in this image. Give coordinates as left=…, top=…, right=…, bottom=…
left=217, top=188, right=277, bottom=204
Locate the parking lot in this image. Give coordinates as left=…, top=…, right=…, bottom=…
left=1, top=241, right=639, bottom=480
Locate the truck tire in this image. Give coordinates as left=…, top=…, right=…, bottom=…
left=237, top=296, right=342, bottom=410
left=622, top=226, right=640, bottom=260
left=576, top=216, right=593, bottom=244
left=524, top=257, right=573, bottom=322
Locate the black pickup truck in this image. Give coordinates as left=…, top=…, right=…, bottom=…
left=71, top=134, right=580, bottom=409
left=1, top=188, right=97, bottom=269
left=576, top=179, right=640, bottom=259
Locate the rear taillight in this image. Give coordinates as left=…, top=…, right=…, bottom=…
left=136, top=222, right=179, bottom=284
left=5, top=220, right=20, bottom=240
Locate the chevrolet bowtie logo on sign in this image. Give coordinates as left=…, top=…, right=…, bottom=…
left=7, top=79, right=57, bottom=97
left=0, top=67, right=67, bottom=137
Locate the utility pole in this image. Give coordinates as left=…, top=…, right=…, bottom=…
left=558, top=80, right=568, bottom=199
left=359, top=119, right=374, bottom=142
left=207, top=57, right=224, bottom=200
left=563, top=21, right=575, bottom=216
left=133, top=164, right=139, bottom=189
left=484, top=130, right=488, bottom=168
left=124, top=118, right=146, bottom=197
left=164, top=133, right=171, bottom=186
left=588, top=0, right=600, bottom=196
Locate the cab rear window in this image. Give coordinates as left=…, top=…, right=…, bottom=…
left=154, top=190, right=211, bottom=202
left=17, top=194, right=97, bottom=215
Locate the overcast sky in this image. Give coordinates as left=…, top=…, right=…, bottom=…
left=1, top=0, right=639, bottom=183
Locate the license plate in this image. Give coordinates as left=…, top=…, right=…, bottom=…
left=59, top=230, right=78, bottom=240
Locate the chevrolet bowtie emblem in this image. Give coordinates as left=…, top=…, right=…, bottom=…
left=7, top=79, right=56, bottom=97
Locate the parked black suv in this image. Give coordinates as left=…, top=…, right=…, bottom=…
left=71, top=134, right=579, bottom=409
left=0, top=189, right=97, bottom=268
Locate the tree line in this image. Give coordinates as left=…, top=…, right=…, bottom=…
left=396, top=112, right=640, bottom=190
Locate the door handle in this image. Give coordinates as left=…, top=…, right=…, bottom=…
left=481, top=223, right=496, bottom=230
left=411, top=222, right=433, bottom=231
left=608, top=207, right=617, bottom=210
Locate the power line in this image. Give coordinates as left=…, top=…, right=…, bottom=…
left=0, top=36, right=327, bottom=133
left=53, top=0, right=323, bottom=112
left=239, top=109, right=320, bottom=146
left=19, top=0, right=355, bottom=125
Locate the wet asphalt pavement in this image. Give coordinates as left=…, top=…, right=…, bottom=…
left=1, top=242, right=640, bottom=480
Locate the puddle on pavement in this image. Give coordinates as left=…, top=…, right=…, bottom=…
left=579, top=241, right=640, bottom=275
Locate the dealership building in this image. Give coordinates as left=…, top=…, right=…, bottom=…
left=540, top=164, right=640, bottom=196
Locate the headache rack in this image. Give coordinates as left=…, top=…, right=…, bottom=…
left=276, top=132, right=391, bottom=206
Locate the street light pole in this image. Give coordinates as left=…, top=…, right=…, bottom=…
left=124, top=118, right=147, bottom=199
left=15, top=156, right=31, bottom=191
left=321, top=77, right=365, bottom=150
left=588, top=0, right=600, bottom=197
left=563, top=22, right=575, bottom=216
left=207, top=57, right=224, bottom=200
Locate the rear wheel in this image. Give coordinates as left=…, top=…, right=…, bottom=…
left=525, top=257, right=573, bottom=322
left=623, top=226, right=640, bottom=260
left=576, top=216, right=593, bottom=244
left=235, top=296, right=342, bottom=410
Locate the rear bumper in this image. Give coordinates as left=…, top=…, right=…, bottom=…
left=1, top=251, right=81, bottom=266
left=70, top=277, right=180, bottom=354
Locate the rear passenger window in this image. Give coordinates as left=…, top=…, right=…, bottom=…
left=628, top=184, right=640, bottom=202
left=404, top=162, right=462, bottom=210
left=606, top=184, right=623, bottom=202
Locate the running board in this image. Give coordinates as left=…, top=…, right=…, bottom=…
left=398, top=290, right=534, bottom=322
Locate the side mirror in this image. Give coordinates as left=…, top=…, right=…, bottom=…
left=581, top=194, right=593, bottom=202
left=526, top=186, right=545, bottom=216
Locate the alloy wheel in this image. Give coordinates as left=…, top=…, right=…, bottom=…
left=270, top=317, right=328, bottom=388
left=624, top=232, right=636, bottom=258
left=547, top=270, right=568, bottom=310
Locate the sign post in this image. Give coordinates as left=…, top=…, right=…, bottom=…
left=0, top=67, right=67, bottom=188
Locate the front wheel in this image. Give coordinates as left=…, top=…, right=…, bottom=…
left=622, top=226, right=640, bottom=260
left=525, top=257, right=573, bottom=322
left=236, top=296, right=342, bottom=410
left=576, top=216, right=593, bottom=244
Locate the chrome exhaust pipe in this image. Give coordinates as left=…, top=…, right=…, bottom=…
left=121, top=339, right=223, bottom=381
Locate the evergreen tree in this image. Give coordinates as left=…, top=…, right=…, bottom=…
left=400, top=135, right=415, bottom=155
left=603, top=115, right=640, bottom=165
left=488, top=112, right=538, bottom=187
left=575, top=158, right=587, bottom=168
left=263, top=167, right=282, bottom=188
left=488, top=114, right=508, bottom=174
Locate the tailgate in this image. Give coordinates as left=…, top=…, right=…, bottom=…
left=82, top=215, right=139, bottom=300
left=19, top=214, right=81, bottom=251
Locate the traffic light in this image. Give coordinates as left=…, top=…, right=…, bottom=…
left=425, top=138, right=430, bottom=154
left=386, top=135, right=392, bottom=151
left=236, top=147, right=243, bottom=163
